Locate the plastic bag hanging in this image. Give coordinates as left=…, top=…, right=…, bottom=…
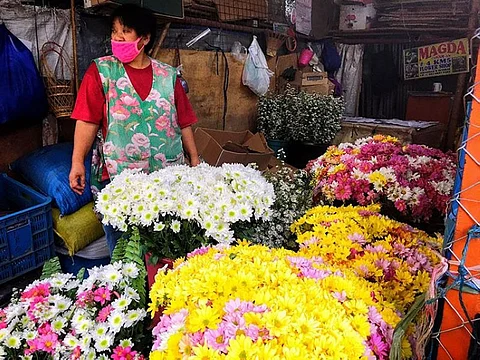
left=0, top=24, right=48, bottom=125
left=242, top=36, right=273, bottom=97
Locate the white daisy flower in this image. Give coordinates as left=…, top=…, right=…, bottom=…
left=154, top=222, right=166, bottom=231
left=94, top=335, right=113, bottom=353
left=108, top=311, right=125, bottom=332
left=63, top=334, right=80, bottom=349
left=52, top=317, right=68, bottom=334
left=103, top=268, right=122, bottom=284
left=170, top=220, right=181, bottom=233
left=23, top=331, right=36, bottom=341
left=112, top=296, right=131, bottom=310
left=86, top=349, right=97, bottom=360
left=119, top=338, right=133, bottom=348
left=122, top=263, right=139, bottom=279
left=124, top=309, right=147, bottom=327
left=5, top=334, right=21, bottom=349
left=53, top=295, right=73, bottom=312
left=92, top=323, right=109, bottom=337
left=124, top=287, right=140, bottom=302
left=75, top=319, right=93, bottom=334
left=80, top=335, right=92, bottom=352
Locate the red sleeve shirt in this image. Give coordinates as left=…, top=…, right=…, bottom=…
left=71, top=62, right=198, bottom=136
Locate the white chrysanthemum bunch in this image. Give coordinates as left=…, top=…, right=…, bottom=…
left=96, top=163, right=275, bottom=244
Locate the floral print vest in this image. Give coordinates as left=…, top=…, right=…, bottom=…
left=90, top=56, right=184, bottom=195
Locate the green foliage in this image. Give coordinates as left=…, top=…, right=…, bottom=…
left=111, top=233, right=129, bottom=263
left=123, top=228, right=147, bottom=309
left=40, top=256, right=62, bottom=280
left=109, top=230, right=147, bottom=308
left=258, top=85, right=344, bottom=144
left=390, top=293, right=426, bottom=360
left=140, top=217, right=209, bottom=263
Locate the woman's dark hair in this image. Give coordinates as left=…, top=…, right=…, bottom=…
left=111, top=4, right=157, bottom=53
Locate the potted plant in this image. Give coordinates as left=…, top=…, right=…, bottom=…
left=285, top=86, right=344, bottom=168
left=95, top=164, right=275, bottom=286
left=257, top=92, right=290, bottom=158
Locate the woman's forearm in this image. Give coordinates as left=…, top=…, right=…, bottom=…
left=181, top=126, right=200, bottom=166
left=72, top=121, right=99, bottom=164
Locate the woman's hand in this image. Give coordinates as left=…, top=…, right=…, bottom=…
left=190, top=155, right=200, bottom=167
left=69, top=120, right=99, bottom=195
left=69, top=162, right=86, bottom=195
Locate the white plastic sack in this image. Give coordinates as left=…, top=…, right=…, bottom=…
left=242, top=36, right=273, bottom=96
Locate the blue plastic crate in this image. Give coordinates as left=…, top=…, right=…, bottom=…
left=0, top=173, right=54, bottom=284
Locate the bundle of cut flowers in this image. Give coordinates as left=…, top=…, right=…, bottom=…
left=96, top=164, right=274, bottom=260
left=148, top=208, right=442, bottom=360
left=292, top=204, right=443, bottom=358
left=0, top=262, right=147, bottom=359
left=306, top=135, right=456, bottom=223
left=236, top=165, right=313, bottom=250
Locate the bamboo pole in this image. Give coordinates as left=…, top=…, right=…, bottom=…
left=151, top=23, right=171, bottom=59
left=70, top=0, right=79, bottom=92
left=447, top=0, right=480, bottom=150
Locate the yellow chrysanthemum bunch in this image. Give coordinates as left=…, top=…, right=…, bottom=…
left=292, top=205, right=441, bottom=315
left=149, top=243, right=375, bottom=360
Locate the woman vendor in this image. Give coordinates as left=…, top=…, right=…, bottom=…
left=69, top=4, right=199, bottom=254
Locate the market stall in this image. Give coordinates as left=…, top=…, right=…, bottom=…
left=1, top=0, right=480, bottom=358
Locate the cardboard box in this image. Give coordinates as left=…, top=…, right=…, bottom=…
left=333, top=119, right=446, bottom=149
left=300, top=80, right=335, bottom=96
left=194, top=128, right=274, bottom=170
left=339, top=4, right=376, bottom=31
left=293, top=71, right=328, bottom=87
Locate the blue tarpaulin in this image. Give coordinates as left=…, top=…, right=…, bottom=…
left=0, top=23, right=47, bottom=125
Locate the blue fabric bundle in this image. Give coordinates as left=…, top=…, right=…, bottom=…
left=12, top=143, right=93, bottom=216
left=0, top=23, right=48, bottom=125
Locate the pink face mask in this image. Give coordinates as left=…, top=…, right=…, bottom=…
left=111, top=37, right=144, bottom=63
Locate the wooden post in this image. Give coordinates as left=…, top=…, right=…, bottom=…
left=151, top=23, right=171, bottom=59
left=70, top=0, right=79, bottom=92
left=447, top=0, right=480, bottom=149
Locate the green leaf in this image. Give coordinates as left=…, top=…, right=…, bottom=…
left=111, top=233, right=129, bottom=263
left=150, top=255, right=159, bottom=265
left=123, top=227, right=147, bottom=308
left=40, top=256, right=62, bottom=280
left=110, top=228, right=147, bottom=308
left=77, top=268, right=86, bottom=280
left=389, top=292, right=426, bottom=360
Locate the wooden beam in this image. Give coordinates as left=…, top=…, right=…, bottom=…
left=70, top=0, right=79, bottom=92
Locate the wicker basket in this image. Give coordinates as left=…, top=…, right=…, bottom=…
left=266, top=31, right=286, bottom=58
left=40, top=42, right=75, bottom=119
